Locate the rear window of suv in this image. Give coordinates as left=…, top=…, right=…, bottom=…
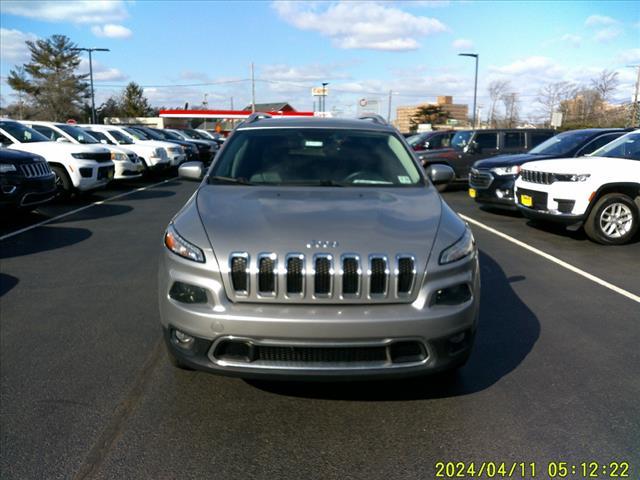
left=210, top=128, right=422, bottom=186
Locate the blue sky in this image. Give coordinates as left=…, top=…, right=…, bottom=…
left=1, top=0, right=638, bottom=120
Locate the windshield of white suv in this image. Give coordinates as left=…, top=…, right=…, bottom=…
left=177, top=129, right=201, bottom=140
left=0, top=121, right=48, bottom=143
left=451, top=131, right=472, bottom=150
left=124, top=127, right=149, bottom=140
left=108, top=130, right=135, bottom=144
left=528, top=130, right=595, bottom=156
left=57, top=124, right=99, bottom=144
left=590, top=132, right=640, bottom=160
left=209, top=128, right=423, bottom=186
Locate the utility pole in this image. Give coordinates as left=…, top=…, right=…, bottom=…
left=71, top=47, right=110, bottom=124
left=203, top=93, right=208, bottom=130
left=251, top=62, right=256, bottom=113
left=321, top=82, right=329, bottom=113
left=230, top=96, right=234, bottom=110
left=630, top=65, right=640, bottom=127
left=387, top=90, right=392, bottom=122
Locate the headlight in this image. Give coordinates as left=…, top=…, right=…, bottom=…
left=164, top=224, right=205, bottom=263
left=71, top=153, right=95, bottom=160
left=0, top=163, right=17, bottom=173
left=439, top=228, right=475, bottom=265
left=554, top=173, right=590, bottom=182
left=490, top=165, right=520, bottom=176
left=110, top=152, right=128, bottom=161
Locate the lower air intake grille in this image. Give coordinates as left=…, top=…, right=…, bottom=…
left=397, top=257, right=415, bottom=294
left=230, top=255, right=248, bottom=293
left=255, top=345, right=387, bottom=364
left=370, top=257, right=388, bottom=295
left=314, top=256, right=332, bottom=295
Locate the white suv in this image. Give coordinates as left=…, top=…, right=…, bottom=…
left=515, top=130, right=640, bottom=245
left=121, top=127, right=186, bottom=166
left=0, top=119, right=115, bottom=195
left=82, top=125, right=171, bottom=172
left=20, top=121, right=143, bottom=181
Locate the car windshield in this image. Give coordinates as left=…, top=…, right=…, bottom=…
left=209, top=128, right=423, bottom=187
left=451, top=131, right=473, bottom=150
left=177, top=129, right=201, bottom=139
left=0, top=121, right=48, bottom=143
left=590, top=132, right=640, bottom=160
left=136, top=128, right=162, bottom=140
left=528, top=130, right=595, bottom=156
left=87, top=130, right=114, bottom=144
left=161, top=130, right=183, bottom=140
left=406, top=134, right=427, bottom=146
left=124, top=127, right=149, bottom=140
left=57, top=124, right=99, bottom=144
left=108, top=130, right=134, bottom=144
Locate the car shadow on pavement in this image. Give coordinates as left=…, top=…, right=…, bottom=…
left=0, top=226, right=92, bottom=259
left=122, top=190, right=176, bottom=200
left=247, top=250, right=540, bottom=401
left=0, top=273, right=19, bottom=297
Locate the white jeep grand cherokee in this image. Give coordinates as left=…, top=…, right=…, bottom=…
left=515, top=130, right=640, bottom=245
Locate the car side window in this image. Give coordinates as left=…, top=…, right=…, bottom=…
left=32, top=125, right=62, bottom=141
left=530, top=132, right=553, bottom=148
left=474, top=133, right=497, bottom=149
left=578, top=133, right=623, bottom=156
left=0, top=132, right=13, bottom=146
left=503, top=132, right=524, bottom=149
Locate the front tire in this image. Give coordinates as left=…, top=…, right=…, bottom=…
left=51, top=165, right=73, bottom=199
left=584, top=193, right=639, bottom=245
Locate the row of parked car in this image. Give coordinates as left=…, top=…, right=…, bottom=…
left=0, top=119, right=224, bottom=209
left=406, top=127, right=639, bottom=245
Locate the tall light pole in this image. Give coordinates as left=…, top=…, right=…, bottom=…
left=321, top=82, right=329, bottom=113
left=459, top=53, right=479, bottom=128
left=387, top=90, right=399, bottom=122
left=72, top=47, right=109, bottom=124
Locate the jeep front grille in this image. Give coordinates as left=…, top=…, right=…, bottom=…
left=469, top=168, right=493, bottom=188
left=19, top=162, right=52, bottom=178
left=227, top=252, right=419, bottom=302
left=521, top=169, right=554, bottom=184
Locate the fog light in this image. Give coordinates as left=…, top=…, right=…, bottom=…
left=449, top=332, right=466, bottom=344
left=431, top=284, right=472, bottom=306
left=169, top=281, right=207, bottom=304
left=173, top=329, right=194, bottom=345
left=496, top=189, right=505, bottom=199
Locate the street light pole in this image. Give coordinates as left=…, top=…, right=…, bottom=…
left=72, top=47, right=110, bottom=124
left=459, top=53, right=479, bottom=128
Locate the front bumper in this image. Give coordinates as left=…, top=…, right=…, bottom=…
left=75, top=162, right=115, bottom=191
left=470, top=173, right=517, bottom=210
left=113, top=160, right=144, bottom=180
left=515, top=181, right=591, bottom=225
left=516, top=205, right=585, bottom=225
left=0, top=173, right=57, bottom=208
left=159, top=248, right=480, bottom=379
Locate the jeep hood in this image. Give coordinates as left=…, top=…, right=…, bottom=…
left=474, top=153, right=553, bottom=169
left=521, top=156, right=624, bottom=174
left=196, top=185, right=443, bottom=263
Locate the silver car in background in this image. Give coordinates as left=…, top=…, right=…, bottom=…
left=159, top=114, right=480, bottom=380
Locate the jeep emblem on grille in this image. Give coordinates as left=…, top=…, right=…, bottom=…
left=306, top=240, right=339, bottom=249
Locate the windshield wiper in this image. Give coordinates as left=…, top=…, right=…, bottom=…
left=209, top=175, right=253, bottom=185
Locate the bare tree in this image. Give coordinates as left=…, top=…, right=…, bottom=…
left=535, top=81, right=576, bottom=126
left=591, top=70, right=619, bottom=104
left=487, top=80, right=510, bottom=127
left=501, top=92, right=520, bottom=127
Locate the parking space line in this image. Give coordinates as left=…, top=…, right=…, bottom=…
left=0, top=177, right=179, bottom=242
left=459, top=213, right=640, bottom=305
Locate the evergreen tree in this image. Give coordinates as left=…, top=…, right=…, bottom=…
left=7, top=35, right=89, bottom=121
left=119, top=82, right=152, bottom=117
left=409, top=105, right=451, bottom=132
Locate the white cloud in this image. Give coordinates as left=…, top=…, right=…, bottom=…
left=272, top=1, right=447, bottom=51
left=2, top=0, right=128, bottom=24
left=78, top=58, right=128, bottom=82
left=261, top=63, right=351, bottom=82
left=585, top=14, right=618, bottom=27
left=616, top=48, right=640, bottom=64
left=559, top=34, right=582, bottom=47
left=490, top=56, right=557, bottom=76
left=91, top=24, right=132, bottom=39
left=594, top=27, right=622, bottom=42
left=0, top=28, right=38, bottom=63
left=452, top=38, right=474, bottom=50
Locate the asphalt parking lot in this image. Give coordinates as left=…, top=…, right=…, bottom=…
left=1, top=177, right=639, bottom=479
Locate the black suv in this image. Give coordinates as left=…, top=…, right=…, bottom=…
left=1, top=148, right=56, bottom=210
left=469, top=128, right=628, bottom=210
left=419, top=128, right=555, bottom=181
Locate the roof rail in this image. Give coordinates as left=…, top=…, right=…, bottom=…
left=246, top=112, right=272, bottom=124
left=358, top=114, right=388, bottom=126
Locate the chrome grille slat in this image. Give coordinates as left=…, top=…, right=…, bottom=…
left=521, top=169, right=555, bottom=185
left=396, top=255, right=416, bottom=296
left=19, top=162, right=51, bottom=178
left=257, top=253, right=277, bottom=296
left=285, top=254, right=305, bottom=296
left=369, top=255, right=389, bottom=297
left=229, top=252, right=250, bottom=295
left=313, top=254, right=333, bottom=297
left=341, top=254, right=361, bottom=297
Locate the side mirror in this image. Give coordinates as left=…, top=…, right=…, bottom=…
left=178, top=161, right=204, bottom=181
left=426, top=164, right=455, bottom=186
left=56, top=137, right=70, bottom=143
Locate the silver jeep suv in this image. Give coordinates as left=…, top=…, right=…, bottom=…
left=159, top=114, right=480, bottom=379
